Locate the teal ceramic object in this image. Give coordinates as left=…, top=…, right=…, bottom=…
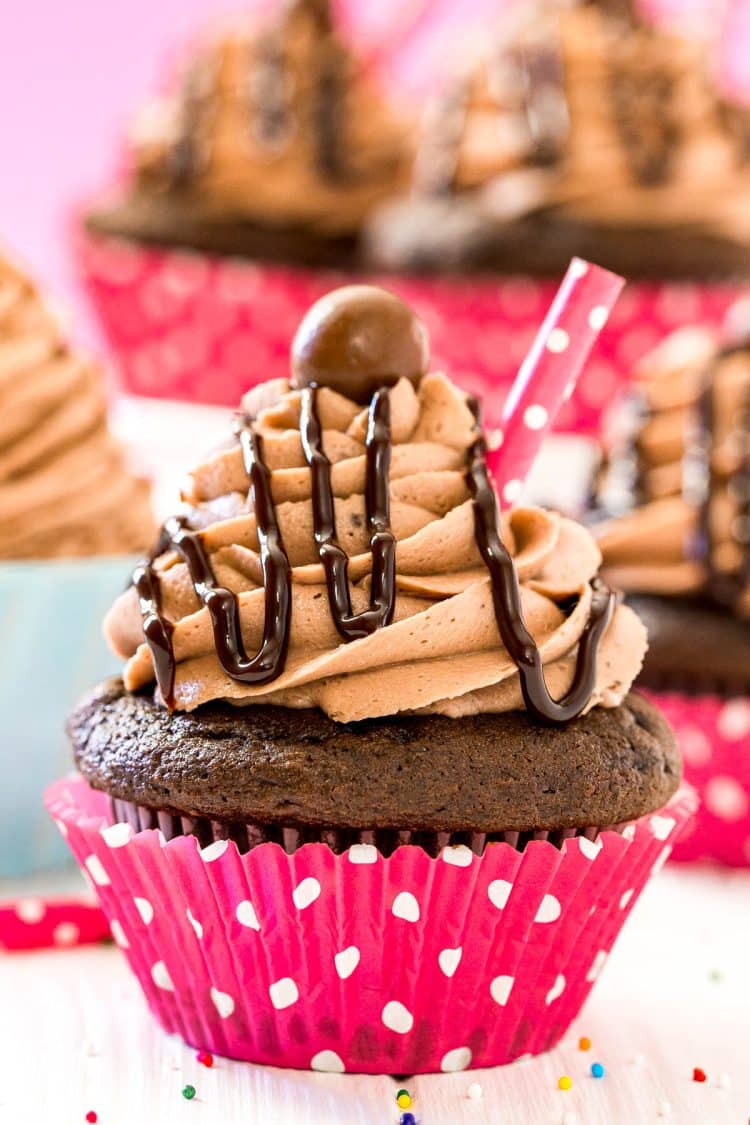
left=0, top=556, right=136, bottom=876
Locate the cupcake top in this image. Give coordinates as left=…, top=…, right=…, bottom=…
left=371, top=0, right=750, bottom=275
left=106, top=0, right=412, bottom=238
left=0, top=247, right=155, bottom=560
left=105, top=285, right=646, bottom=723
left=597, top=313, right=750, bottom=616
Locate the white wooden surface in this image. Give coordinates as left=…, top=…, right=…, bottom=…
left=1, top=864, right=748, bottom=1124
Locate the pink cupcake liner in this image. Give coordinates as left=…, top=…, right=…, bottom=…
left=74, top=227, right=745, bottom=438
left=642, top=690, right=750, bottom=867
left=46, top=776, right=695, bottom=1073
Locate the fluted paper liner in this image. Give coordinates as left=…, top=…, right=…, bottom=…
left=643, top=689, right=750, bottom=867
left=47, top=776, right=695, bottom=1073
left=75, top=226, right=746, bottom=439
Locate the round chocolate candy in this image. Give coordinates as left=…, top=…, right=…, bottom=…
left=290, top=285, right=430, bottom=403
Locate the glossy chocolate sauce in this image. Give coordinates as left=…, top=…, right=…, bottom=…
left=300, top=385, right=396, bottom=639
left=467, top=397, right=616, bottom=724
left=690, top=356, right=750, bottom=608
left=136, top=364, right=612, bottom=723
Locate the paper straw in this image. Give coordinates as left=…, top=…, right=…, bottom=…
left=488, top=258, right=624, bottom=504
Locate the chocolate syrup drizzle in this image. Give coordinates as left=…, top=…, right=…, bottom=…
left=688, top=351, right=750, bottom=608
left=466, top=397, right=616, bottom=724
left=300, top=386, right=396, bottom=639
left=136, top=382, right=615, bottom=725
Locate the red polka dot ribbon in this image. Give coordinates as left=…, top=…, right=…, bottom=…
left=0, top=897, right=110, bottom=952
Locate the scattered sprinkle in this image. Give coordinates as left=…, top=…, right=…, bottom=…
left=718, top=1073, right=731, bottom=1090
left=693, top=1067, right=707, bottom=1083
left=562, top=1113, right=578, bottom=1125
left=85, top=1114, right=98, bottom=1124
left=578, top=1036, right=591, bottom=1051
left=709, top=969, right=723, bottom=983
left=631, top=1052, right=646, bottom=1067
left=658, top=1101, right=672, bottom=1118
left=467, top=1082, right=482, bottom=1100
left=399, top=1114, right=416, bottom=1125
left=591, top=1062, right=605, bottom=1079
left=182, top=1085, right=196, bottom=1101
left=84, top=1042, right=99, bottom=1058
left=396, top=1089, right=412, bottom=1110
left=196, top=1051, right=214, bottom=1068
left=558, top=1075, right=573, bottom=1091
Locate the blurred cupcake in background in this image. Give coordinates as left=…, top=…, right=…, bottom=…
left=76, top=0, right=416, bottom=406
left=595, top=304, right=750, bottom=865
left=367, top=0, right=750, bottom=435
left=0, top=245, right=155, bottom=875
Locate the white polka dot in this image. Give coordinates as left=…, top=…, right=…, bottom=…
left=210, top=987, right=235, bottom=1019
left=292, top=877, right=321, bottom=910
left=718, top=699, right=750, bottom=740
left=502, top=479, right=523, bottom=504
left=101, top=822, right=133, bottom=848
left=649, top=815, right=676, bottom=841
left=438, top=947, right=462, bottom=978
left=269, top=977, right=299, bottom=1010
left=348, top=843, right=378, bottom=864
left=546, top=327, right=570, bottom=353
left=569, top=259, right=589, bottom=280
left=441, top=845, right=473, bottom=867
left=110, top=920, right=129, bottom=948
left=134, top=897, right=154, bottom=925
left=187, top=909, right=203, bottom=939
left=235, top=900, right=260, bottom=931
left=441, top=1046, right=472, bottom=1072
left=53, top=923, right=80, bottom=946
left=679, top=726, right=712, bottom=766
left=588, top=306, right=609, bottom=331
left=490, top=975, right=515, bottom=1006
left=85, top=855, right=111, bottom=886
left=381, top=1000, right=414, bottom=1034
left=486, top=428, right=504, bottom=451
left=622, top=824, right=636, bottom=841
left=488, top=879, right=513, bottom=910
left=200, top=839, right=228, bottom=862
left=545, top=973, right=566, bottom=1004
left=523, top=404, right=548, bottom=431
left=619, top=888, right=634, bottom=910
left=535, top=894, right=561, bottom=923
left=311, top=1050, right=345, bottom=1073
left=578, top=836, right=602, bottom=860
left=16, top=898, right=45, bottom=924
left=705, top=776, right=748, bottom=821
left=151, top=960, right=174, bottom=991
left=334, top=946, right=360, bottom=980
left=392, top=891, right=420, bottom=923
left=586, top=949, right=608, bottom=982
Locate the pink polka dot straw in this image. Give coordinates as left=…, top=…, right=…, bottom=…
left=488, top=258, right=625, bottom=503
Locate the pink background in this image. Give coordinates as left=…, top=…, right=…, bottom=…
left=0, top=0, right=739, bottom=325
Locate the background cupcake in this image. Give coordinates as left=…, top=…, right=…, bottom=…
left=0, top=244, right=155, bottom=875
left=595, top=310, right=750, bottom=865
left=367, top=0, right=750, bottom=435
left=50, top=285, right=693, bottom=1073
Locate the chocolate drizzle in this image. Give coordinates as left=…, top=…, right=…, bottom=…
left=135, top=379, right=613, bottom=725
left=688, top=355, right=750, bottom=608
left=134, top=423, right=292, bottom=709
left=467, top=397, right=616, bottom=724
left=299, top=385, right=396, bottom=639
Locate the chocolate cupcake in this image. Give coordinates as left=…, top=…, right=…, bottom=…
left=596, top=313, right=750, bottom=864
left=0, top=244, right=156, bottom=875
left=51, top=286, right=691, bottom=1073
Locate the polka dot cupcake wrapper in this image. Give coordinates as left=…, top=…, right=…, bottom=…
left=46, top=777, right=695, bottom=1074
left=74, top=226, right=745, bottom=439
left=642, top=690, right=750, bottom=867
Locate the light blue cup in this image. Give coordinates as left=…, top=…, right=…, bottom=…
left=0, top=556, right=137, bottom=876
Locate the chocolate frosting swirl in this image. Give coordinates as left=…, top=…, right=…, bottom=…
left=597, top=320, right=750, bottom=616
left=123, top=0, right=413, bottom=236
left=106, top=364, right=645, bottom=722
left=0, top=248, right=155, bottom=560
